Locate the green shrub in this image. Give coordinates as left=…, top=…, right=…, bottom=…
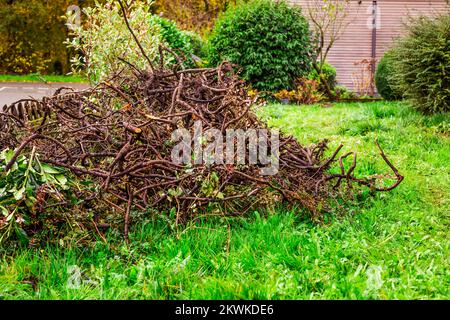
left=67, top=1, right=195, bottom=83
left=309, top=62, right=337, bottom=93
left=0, top=149, right=72, bottom=243
left=67, top=1, right=164, bottom=83
left=274, top=78, right=323, bottom=105
left=183, top=30, right=207, bottom=59
left=154, top=16, right=193, bottom=59
left=334, top=85, right=357, bottom=100
left=375, top=51, right=402, bottom=101
left=208, top=0, right=313, bottom=92
left=390, top=13, right=450, bottom=113
left=0, top=0, right=105, bottom=75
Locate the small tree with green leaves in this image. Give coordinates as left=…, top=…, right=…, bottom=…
left=67, top=0, right=197, bottom=83
left=66, top=0, right=164, bottom=83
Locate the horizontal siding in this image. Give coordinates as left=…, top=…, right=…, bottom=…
left=288, top=0, right=449, bottom=92
left=376, top=1, right=449, bottom=59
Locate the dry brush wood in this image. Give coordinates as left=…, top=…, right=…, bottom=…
left=0, top=6, right=403, bottom=239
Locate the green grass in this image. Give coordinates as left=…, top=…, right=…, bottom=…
left=0, top=74, right=87, bottom=84
left=0, top=101, right=449, bottom=300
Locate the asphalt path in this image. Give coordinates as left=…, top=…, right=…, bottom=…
left=0, top=82, right=89, bottom=107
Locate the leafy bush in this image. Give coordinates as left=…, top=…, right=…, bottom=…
left=0, top=0, right=104, bottom=75
left=0, top=0, right=66, bottom=74
left=184, top=30, right=207, bottom=59
left=333, top=85, right=357, bottom=100
left=153, top=18, right=207, bottom=65
left=67, top=1, right=163, bottom=83
left=389, top=13, right=450, bottom=113
left=154, top=16, right=193, bottom=58
left=375, top=51, right=402, bottom=101
left=67, top=1, right=195, bottom=83
left=309, top=63, right=337, bottom=93
left=208, top=0, right=313, bottom=92
left=273, top=89, right=296, bottom=103
left=0, top=148, right=71, bottom=243
left=274, top=78, right=322, bottom=105
left=294, top=78, right=322, bottom=104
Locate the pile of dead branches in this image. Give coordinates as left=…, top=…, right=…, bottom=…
left=0, top=54, right=403, bottom=239
left=0, top=3, right=403, bottom=240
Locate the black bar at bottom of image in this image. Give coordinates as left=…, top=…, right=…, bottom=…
left=0, top=300, right=445, bottom=318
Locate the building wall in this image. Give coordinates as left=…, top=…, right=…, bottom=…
left=288, top=0, right=449, bottom=93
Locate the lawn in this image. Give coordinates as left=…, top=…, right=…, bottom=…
left=0, top=101, right=448, bottom=300
left=0, top=74, right=87, bottom=84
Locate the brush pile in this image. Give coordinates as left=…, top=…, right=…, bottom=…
left=0, top=51, right=404, bottom=239
left=0, top=3, right=403, bottom=240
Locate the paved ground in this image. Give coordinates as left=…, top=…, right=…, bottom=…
left=0, top=82, right=89, bottom=107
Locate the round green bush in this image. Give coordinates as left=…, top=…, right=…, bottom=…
left=375, top=51, right=402, bottom=101
left=390, top=13, right=450, bottom=113
left=208, top=0, right=313, bottom=92
left=309, top=62, right=337, bottom=92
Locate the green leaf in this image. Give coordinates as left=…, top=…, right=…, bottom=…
left=1, top=149, right=15, bottom=163
left=0, top=206, right=8, bottom=217
left=14, top=187, right=26, bottom=201
left=41, top=163, right=60, bottom=174
left=55, top=174, right=68, bottom=186
left=15, top=227, right=29, bottom=245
